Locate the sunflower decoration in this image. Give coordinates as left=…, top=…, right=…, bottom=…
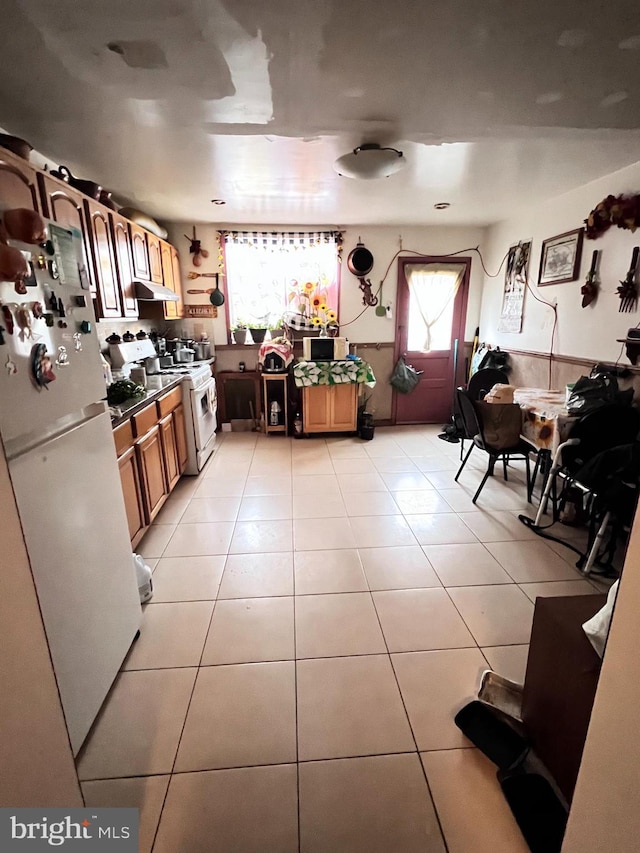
left=311, top=295, right=322, bottom=310
left=326, top=309, right=338, bottom=323
left=311, top=316, right=323, bottom=327
left=303, top=281, right=315, bottom=293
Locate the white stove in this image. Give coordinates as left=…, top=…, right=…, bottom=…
left=159, top=362, right=217, bottom=473
left=157, top=361, right=212, bottom=389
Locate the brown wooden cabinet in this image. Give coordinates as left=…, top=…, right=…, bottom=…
left=110, top=213, right=138, bottom=318
left=159, top=413, right=181, bottom=492
left=173, top=402, right=189, bottom=473
left=113, top=387, right=188, bottom=545
left=84, top=200, right=122, bottom=319
left=129, top=222, right=151, bottom=280
left=0, top=150, right=42, bottom=212
left=136, top=424, right=168, bottom=523
left=147, top=232, right=163, bottom=284
left=38, top=174, right=92, bottom=291
left=117, top=445, right=146, bottom=547
left=302, top=383, right=358, bottom=433
left=160, top=241, right=184, bottom=320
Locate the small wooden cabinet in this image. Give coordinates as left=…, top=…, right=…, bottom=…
left=111, top=213, right=138, bottom=318
left=0, top=150, right=42, bottom=212
left=302, top=383, right=358, bottom=433
left=160, top=240, right=184, bottom=320
left=129, top=222, right=151, bottom=280
left=117, top=445, right=146, bottom=546
left=136, top=425, right=168, bottom=523
left=147, top=232, right=163, bottom=284
left=263, top=373, right=289, bottom=435
left=84, top=200, right=122, bottom=319
left=113, top=386, right=189, bottom=544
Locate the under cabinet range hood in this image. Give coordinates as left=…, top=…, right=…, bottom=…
left=134, top=280, right=179, bottom=301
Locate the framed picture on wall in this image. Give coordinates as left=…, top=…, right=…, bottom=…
left=538, top=228, right=584, bottom=286
left=498, top=240, right=531, bottom=333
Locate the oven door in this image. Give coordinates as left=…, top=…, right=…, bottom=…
left=190, top=377, right=217, bottom=451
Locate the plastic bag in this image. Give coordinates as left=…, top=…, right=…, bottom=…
left=583, top=580, right=618, bottom=657
left=566, top=373, right=619, bottom=417
left=390, top=355, right=423, bottom=394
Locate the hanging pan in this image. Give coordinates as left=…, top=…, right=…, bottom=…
left=209, top=273, right=225, bottom=307
left=347, top=241, right=378, bottom=307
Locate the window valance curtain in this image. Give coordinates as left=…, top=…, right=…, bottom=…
left=220, top=230, right=343, bottom=257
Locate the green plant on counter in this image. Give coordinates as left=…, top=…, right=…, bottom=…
left=232, top=319, right=247, bottom=330
left=107, top=380, right=146, bottom=405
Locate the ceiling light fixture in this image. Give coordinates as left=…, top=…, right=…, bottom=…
left=433, top=202, right=451, bottom=210
left=211, top=199, right=226, bottom=205
left=334, top=143, right=406, bottom=180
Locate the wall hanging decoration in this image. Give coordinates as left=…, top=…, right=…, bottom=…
left=584, top=193, right=640, bottom=239
left=617, top=246, right=639, bottom=312
left=184, top=226, right=209, bottom=267
left=538, top=228, right=584, bottom=286
left=347, top=240, right=378, bottom=306
left=581, top=250, right=599, bottom=307
left=498, top=241, right=531, bottom=333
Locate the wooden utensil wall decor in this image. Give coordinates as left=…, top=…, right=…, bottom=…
left=184, top=226, right=209, bottom=267
left=617, top=246, right=639, bottom=313
left=581, top=250, right=599, bottom=308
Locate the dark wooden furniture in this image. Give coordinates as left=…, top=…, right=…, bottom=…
left=523, top=593, right=607, bottom=803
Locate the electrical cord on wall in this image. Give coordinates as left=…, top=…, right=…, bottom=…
left=522, top=277, right=558, bottom=390
left=339, top=244, right=509, bottom=328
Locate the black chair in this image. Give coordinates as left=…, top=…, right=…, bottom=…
left=539, top=403, right=640, bottom=523
left=455, top=388, right=532, bottom=505
left=467, top=368, right=509, bottom=401
left=458, top=368, right=509, bottom=460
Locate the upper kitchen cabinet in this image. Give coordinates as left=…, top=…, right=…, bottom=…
left=129, top=222, right=151, bottom=281
left=110, top=213, right=138, bottom=318
left=38, top=174, right=93, bottom=291
left=84, top=200, right=122, bottom=319
left=160, top=240, right=184, bottom=320
left=0, top=150, right=42, bottom=213
left=147, top=232, right=163, bottom=284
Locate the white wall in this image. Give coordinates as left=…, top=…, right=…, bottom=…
left=480, top=160, right=640, bottom=362
left=165, top=223, right=487, bottom=346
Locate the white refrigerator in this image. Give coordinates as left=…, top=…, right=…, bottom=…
left=0, top=221, right=141, bottom=754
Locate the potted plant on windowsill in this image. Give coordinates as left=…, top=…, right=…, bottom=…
left=268, top=318, right=285, bottom=339
left=232, top=321, right=248, bottom=345
left=248, top=322, right=268, bottom=344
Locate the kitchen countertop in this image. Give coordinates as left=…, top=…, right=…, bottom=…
left=109, top=375, right=184, bottom=428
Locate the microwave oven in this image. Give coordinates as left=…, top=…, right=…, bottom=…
left=303, top=336, right=348, bottom=361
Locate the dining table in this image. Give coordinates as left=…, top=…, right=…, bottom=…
left=513, top=387, right=577, bottom=455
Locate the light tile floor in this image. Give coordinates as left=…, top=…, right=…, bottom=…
left=77, top=426, right=605, bottom=852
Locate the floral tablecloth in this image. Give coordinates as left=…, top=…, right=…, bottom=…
left=293, top=359, right=376, bottom=388
left=514, top=388, right=577, bottom=454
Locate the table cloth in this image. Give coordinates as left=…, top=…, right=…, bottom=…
left=293, top=359, right=376, bottom=388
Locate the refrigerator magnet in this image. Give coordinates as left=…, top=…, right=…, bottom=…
left=0, top=325, right=4, bottom=345
left=55, top=346, right=69, bottom=367
left=5, top=355, right=17, bottom=375
left=30, top=343, right=55, bottom=389
left=1, top=304, right=14, bottom=335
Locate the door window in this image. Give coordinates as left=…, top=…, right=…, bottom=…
left=406, top=264, right=465, bottom=352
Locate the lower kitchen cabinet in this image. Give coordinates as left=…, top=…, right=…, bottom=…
left=159, top=413, right=180, bottom=491
left=113, top=385, right=190, bottom=545
left=136, top=425, right=168, bottom=523
left=117, top=445, right=146, bottom=547
left=302, top=383, right=358, bottom=433
left=174, top=403, right=189, bottom=472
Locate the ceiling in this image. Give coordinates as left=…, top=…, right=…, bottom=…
left=2, top=0, right=640, bottom=226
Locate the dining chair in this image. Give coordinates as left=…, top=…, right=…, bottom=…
left=531, top=403, right=640, bottom=526
left=458, top=368, right=509, bottom=460
left=455, top=388, right=532, bottom=504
